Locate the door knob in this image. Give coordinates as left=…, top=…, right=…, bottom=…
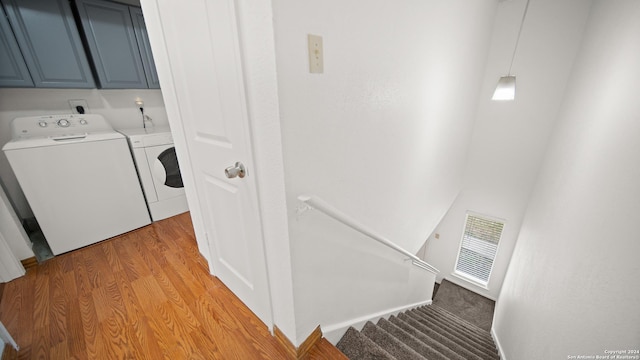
left=225, top=162, right=246, bottom=179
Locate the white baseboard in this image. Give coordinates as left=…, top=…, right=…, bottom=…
left=323, top=299, right=433, bottom=344
left=491, top=326, right=506, bottom=360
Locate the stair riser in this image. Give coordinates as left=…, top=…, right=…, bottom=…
left=336, top=305, right=500, bottom=360
left=390, top=316, right=487, bottom=360
left=408, top=311, right=498, bottom=356
left=398, top=313, right=499, bottom=360
left=415, top=308, right=495, bottom=347
left=379, top=318, right=464, bottom=360
left=361, top=321, right=425, bottom=360
left=420, top=306, right=493, bottom=338
left=336, top=327, right=395, bottom=360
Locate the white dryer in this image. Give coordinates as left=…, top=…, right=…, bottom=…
left=2, top=114, right=151, bottom=255
left=118, top=127, right=188, bottom=221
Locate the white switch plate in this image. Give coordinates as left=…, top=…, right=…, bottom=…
left=308, top=34, right=323, bottom=74
left=68, top=99, right=89, bottom=114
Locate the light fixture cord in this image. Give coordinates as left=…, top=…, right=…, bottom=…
left=508, top=0, right=531, bottom=75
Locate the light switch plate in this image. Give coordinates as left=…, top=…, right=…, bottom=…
left=69, top=99, right=89, bottom=114
left=308, top=34, right=323, bottom=73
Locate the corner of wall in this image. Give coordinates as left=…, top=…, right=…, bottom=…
left=491, top=326, right=507, bottom=360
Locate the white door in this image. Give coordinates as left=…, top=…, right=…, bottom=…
left=142, top=0, right=272, bottom=323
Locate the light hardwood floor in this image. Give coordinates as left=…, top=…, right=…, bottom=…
left=0, top=213, right=345, bottom=359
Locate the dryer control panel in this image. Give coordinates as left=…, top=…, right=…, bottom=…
left=118, top=127, right=174, bottom=148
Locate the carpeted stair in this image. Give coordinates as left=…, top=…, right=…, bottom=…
left=336, top=304, right=499, bottom=359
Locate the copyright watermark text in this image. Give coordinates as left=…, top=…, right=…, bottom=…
left=568, top=350, right=640, bottom=360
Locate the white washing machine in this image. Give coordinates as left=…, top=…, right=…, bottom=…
left=118, top=127, right=188, bottom=221
left=2, top=114, right=151, bottom=255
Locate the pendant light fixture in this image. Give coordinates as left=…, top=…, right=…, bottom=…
left=492, top=0, right=531, bottom=101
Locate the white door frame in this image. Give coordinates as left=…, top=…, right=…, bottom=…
left=0, top=320, right=19, bottom=351
left=0, top=185, right=26, bottom=282
left=0, top=231, right=24, bottom=283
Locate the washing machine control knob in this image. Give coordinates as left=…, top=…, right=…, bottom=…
left=79, top=119, right=88, bottom=125
left=38, top=121, right=48, bottom=127
left=57, top=119, right=70, bottom=127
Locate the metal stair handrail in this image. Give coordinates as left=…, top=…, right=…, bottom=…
left=298, top=194, right=439, bottom=274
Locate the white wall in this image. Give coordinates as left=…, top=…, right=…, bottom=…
left=0, top=88, right=169, bottom=220
left=272, top=0, right=497, bottom=342
left=494, top=1, right=640, bottom=358
left=293, top=207, right=437, bottom=344
left=422, top=0, right=592, bottom=299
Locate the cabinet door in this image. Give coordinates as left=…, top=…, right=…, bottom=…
left=0, top=5, right=33, bottom=87
left=75, top=0, right=147, bottom=89
left=130, top=7, right=159, bottom=89
left=2, top=0, right=95, bottom=88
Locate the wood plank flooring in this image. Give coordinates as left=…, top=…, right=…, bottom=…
left=0, top=213, right=345, bottom=359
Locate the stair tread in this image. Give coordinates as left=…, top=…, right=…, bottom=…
left=389, top=315, right=487, bottom=360
left=406, top=310, right=496, bottom=352
left=336, top=300, right=499, bottom=360
left=377, top=318, right=457, bottom=360
left=422, top=305, right=493, bottom=338
left=413, top=307, right=496, bottom=348
left=336, top=327, right=395, bottom=360
left=361, top=321, right=426, bottom=360
left=391, top=316, right=486, bottom=360
left=399, top=313, right=499, bottom=360
left=403, top=311, right=498, bottom=358
left=407, top=311, right=493, bottom=348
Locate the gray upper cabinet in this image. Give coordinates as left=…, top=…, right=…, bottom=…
left=75, top=0, right=159, bottom=89
left=130, top=7, right=159, bottom=89
left=0, top=6, right=33, bottom=87
left=0, top=0, right=95, bottom=88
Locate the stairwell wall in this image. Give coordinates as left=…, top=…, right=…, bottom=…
left=271, top=0, right=497, bottom=343
left=421, top=0, right=593, bottom=300
left=493, top=1, right=640, bottom=358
